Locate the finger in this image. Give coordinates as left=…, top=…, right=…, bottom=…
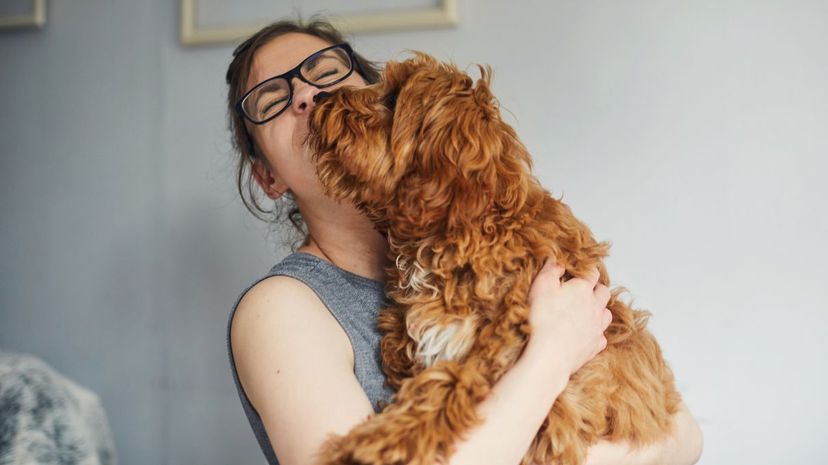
left=540, top=258, right=564, bottom=274
left=572, top=266, right=601, bottom=289
left=539, top=258, right=566, bottom=280
left=591, top=337, right=608, bottom=359
left=550, top=263, right=566, bottom=280
left=585, top=266, right=601, bottom=287
left=594, top=284, right=611, bottom=306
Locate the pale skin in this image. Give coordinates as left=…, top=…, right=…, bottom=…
left=231, top=32, right=703, bottom=465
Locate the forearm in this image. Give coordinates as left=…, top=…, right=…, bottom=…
left=447, top=340, right=569, bottom=465
left=583, top=402, right=703, bottom=465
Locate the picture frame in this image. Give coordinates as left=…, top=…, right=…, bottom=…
left=179, top=0, right=459, bottom=46
left=0, top=0, right=46, bottom=29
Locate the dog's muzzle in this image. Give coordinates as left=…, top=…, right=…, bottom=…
left=313, top=91, right=333, bottom=103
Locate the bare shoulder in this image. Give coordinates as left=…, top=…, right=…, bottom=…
left=231, top=275, right=355, bottom=370
left=230, top=276, right=354, bottom=368
left=230, top=275, right=373, bottom=465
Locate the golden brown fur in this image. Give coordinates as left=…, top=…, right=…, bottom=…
left=306, top=52, right=682, bottom=465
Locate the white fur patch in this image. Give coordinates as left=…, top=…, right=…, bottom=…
left=413, top=316, right=479, bottom=367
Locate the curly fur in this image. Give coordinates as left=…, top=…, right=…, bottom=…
left=306, top=52, right=682, bottom=465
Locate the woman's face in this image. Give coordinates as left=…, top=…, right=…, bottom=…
left=246, top=32, right=369, bottom=202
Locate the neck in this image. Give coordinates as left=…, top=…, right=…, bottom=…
left=297, top=196, right=390, bottom=282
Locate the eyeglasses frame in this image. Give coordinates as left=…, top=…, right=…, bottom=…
left=235, top=42, right=361, bottom=126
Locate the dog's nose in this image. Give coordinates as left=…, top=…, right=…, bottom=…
left=313, top=91, right=333, bottom=104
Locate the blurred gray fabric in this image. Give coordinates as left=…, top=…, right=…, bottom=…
left=0, top=350, right=117, bottom=465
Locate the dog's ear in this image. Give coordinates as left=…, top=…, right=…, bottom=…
left=382, top=52, right=436, bottom=90
left=408, top=65, right=534, bottom=229
left=380, top=52, right=438, bottom=111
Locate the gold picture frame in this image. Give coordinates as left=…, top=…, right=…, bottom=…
left=179, top=0, right=459, bottom=46
left=0, top=0, right=46, bottom=29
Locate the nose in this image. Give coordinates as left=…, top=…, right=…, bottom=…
left=289, top=78, right=322, bottom=114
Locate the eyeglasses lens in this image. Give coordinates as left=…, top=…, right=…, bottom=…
left=244, top=79, right=290, bottom=124
left=301, top=47, right=352, bottom=86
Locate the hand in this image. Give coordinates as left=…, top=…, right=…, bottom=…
left=526, top=259, right=612, bottom=376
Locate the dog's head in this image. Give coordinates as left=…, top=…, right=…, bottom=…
left=307, top=52, right=533, bottom=237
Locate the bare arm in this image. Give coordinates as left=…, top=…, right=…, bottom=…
left=232, top=276, right=379, bottom=465
left=444, top=336, right=576, bottom=465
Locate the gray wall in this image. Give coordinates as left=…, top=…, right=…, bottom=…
left=1, top=1, right=826, bottom=464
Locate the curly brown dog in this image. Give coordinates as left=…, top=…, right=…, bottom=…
left=306, top=52, right=682, bottom=465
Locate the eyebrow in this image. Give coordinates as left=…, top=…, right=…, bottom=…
left=303, top=52, right=323, bottom=71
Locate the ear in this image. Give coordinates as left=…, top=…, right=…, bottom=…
left=416, top=65, right=533, bottom=225
left=381, top=52, right=439, bottom=100
left=251, top=159, right=288, bottom=199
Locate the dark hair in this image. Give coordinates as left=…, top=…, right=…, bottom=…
left=225, top=16, right=383, bottom=247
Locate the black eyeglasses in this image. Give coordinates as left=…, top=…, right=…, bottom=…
left=236, top=43, right=360, bottom=125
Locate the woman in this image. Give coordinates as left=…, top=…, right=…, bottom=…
left=225, top=18, right=703, bottom=465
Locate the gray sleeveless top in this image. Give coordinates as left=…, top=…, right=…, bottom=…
left=226, top=252, right=396, bottom=465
